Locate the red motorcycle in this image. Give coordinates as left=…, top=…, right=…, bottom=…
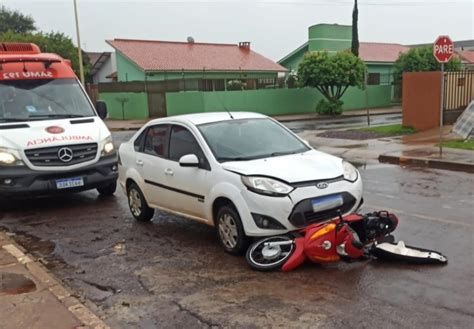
left=246, top=211, right=447, bottom=271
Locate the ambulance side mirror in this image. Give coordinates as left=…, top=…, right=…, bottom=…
left=96, top=101, right=108, bottom=120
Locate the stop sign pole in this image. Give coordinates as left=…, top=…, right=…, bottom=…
left=433, top=35, right=454, bottom=157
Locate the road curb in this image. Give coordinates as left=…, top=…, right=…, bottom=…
left=378, top=154, right=474, bottom=173
left=0, top=232, right=110, bottom=329
left=275, top=110, right=401, bottom=123
left=108, top=127, right=140, bottom=132
left=107, top=110, right=402, bottom=131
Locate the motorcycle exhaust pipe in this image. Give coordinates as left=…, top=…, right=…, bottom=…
left=264, top=241, right=294, bottom=247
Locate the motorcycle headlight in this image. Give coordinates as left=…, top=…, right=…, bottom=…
left=101, top=136, right=115, bottom=156
left=342, top=161, right=358, bottom=182
left=0, top=148, right=24, bottom=166
left=241, top=176, right=294, bottom=197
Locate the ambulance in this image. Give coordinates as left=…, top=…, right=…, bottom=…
left=0, top=43, right=118, bottom=198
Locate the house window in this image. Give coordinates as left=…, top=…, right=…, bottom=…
left=200, top=79, right=213, bottom=91
left=214, top=79, right=225, bottom=91
left=367, top=73, right=381, bottom=85
left=199, top=79, right=226, bottom=91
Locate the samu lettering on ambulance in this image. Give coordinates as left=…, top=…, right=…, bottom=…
left=27, top=135, right=93, bottom=147
left=2, top=71, right=54, bottom=80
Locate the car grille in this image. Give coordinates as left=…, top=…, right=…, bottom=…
left=288, top=192, right=357, bottom=227
left=25, top=143, right=98, bottom=167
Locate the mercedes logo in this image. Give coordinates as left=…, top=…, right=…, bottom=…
left=316, top=182, right=328, bottom=189
left=57, top=147, right=73, bottom=163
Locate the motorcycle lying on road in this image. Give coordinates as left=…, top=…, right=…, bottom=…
left=246, top=211, right=447, bottom=271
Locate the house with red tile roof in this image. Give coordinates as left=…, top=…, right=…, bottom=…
left=457, top=50, right=474, bottom=69
left=106, top=38, right=287, bottom=90
left=279, top=24, right=409, bottom=87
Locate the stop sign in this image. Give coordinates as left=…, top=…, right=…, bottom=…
left=433, top=36, right=454, bottom=63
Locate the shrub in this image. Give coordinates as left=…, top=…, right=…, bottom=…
left=316, top=99, right=343, bottom=116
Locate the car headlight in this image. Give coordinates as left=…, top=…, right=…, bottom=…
left=0, top=148, right=24, bottom=166
left=342, top=161, right=358, bottom=182
left=241, top=176, right=294, bottom=197
left=101, top=136, right=115, bottom=156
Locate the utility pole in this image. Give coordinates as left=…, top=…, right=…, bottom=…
left=74, top=0, right=85, bottom=84
left=351, top=0, right=359, bottom=57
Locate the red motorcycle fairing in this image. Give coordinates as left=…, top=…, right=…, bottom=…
left=282, top=222, right=342, bottom=272
left=342, top=213, right=364, bottom=222
left=282, top=237, right=305, bottom=272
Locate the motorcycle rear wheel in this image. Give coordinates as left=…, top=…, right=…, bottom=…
left=246, top=236, right=294, bottom=271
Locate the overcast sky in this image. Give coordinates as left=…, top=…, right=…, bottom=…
left=3, top=0, right=473, bottom=61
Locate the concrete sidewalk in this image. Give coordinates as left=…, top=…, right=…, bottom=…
left=105, top=106, right=402, bottom=131
left=0, top=232, right=109, bottom=329
left=273, top=106, right=401, bottom=122
left=300, top=126, right=473, bottom=173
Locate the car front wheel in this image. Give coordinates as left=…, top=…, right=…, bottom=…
left=127, top=183, right=154, bottom=222
left=216, top=205, right=249, bottom=255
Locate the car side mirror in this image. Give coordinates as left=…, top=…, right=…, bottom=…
left=179, top=154, right=199, bottom=167
left=96, top=100, right=108, bottom=120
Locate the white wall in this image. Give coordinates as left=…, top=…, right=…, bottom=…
left=93, top=52, right=116, bottom=84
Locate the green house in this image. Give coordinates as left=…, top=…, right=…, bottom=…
left=279, top=23, right=409, bottom=87
left=106, top=39, right=287, bottom=90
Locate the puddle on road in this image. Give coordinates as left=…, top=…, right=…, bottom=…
left=0, top=272, right=36, bottom=296
left=3, top=230, right=69, bottom=271
left=11, top=231, right=56, bottom=258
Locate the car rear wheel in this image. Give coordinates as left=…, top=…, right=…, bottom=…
left=97, top=181, right=117, bottom=196
left=127, top=183, right=154, bottom=222
left=216, top=205, right=249, bottom=255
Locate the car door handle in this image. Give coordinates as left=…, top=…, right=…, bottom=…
left=136, top=159, right=144, bottom=166
left=164, top=168, right=174, bottom=176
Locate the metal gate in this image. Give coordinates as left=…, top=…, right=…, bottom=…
left=147, top=92, right=167, bottom=118
left=443, top=71, right=474, bottom=124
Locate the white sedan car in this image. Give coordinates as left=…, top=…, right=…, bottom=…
left=118, top=112, right=363, bottom=254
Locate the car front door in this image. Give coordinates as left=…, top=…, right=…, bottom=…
left=159, top=124, right=211, bottom=221
left=135, top=124, right=172, bottom=208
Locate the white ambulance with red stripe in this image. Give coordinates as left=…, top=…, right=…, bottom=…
left=0, top=43, right=118, bottom=197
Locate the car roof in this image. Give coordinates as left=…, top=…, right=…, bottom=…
left=148, top=112, right=268, bottom=126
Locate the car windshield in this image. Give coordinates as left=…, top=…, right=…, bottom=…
left=0, top=78, right=95, bottom=122
left=198, top=118, right=310, bottom=162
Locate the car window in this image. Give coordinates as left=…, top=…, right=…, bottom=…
left=198, top=118, right=309, bottom=162
left=144, top=125, right=169, bottom=157
left=169, top=125, right=208, bottom=167
left=134, top=129, right=146, bottom=152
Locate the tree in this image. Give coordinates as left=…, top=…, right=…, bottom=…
left=0, top=6, right=36, bottom=34
left=351, top=0, right=359, bottom=57
left=298, top=51, right=366, bottom=115
left=0, top=30, right=90, bottom=77
left=394, top=46, right=462, bottom=84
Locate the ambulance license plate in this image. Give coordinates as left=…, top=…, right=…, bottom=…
left=56, top=177, right=84, bottom=189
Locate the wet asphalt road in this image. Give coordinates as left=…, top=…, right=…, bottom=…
left=1, top=159, right=473, bottom=328
left=1, top=118, right=473, bottom=328
left=283, top=113, right=402, bottom=133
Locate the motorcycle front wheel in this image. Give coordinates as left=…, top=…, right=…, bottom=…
left=246, top=236, right=294, bottom=271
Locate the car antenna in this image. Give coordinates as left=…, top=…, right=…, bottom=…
left=215, top=92, right=234, bottom=119
left=225, top=108, right=234, bottom=120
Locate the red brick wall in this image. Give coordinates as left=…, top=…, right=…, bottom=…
left=402, top=71, right=442, bottom=131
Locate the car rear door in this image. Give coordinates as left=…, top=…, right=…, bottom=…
left=159, top=124, right=211, bottom=220
left=135, top=124, right=172, bottom=207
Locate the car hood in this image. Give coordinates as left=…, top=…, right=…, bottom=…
left=0, top=117, right=109, bottom=150
left=222, top=150, right=344, bottom=183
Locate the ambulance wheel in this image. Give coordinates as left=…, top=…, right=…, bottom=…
left=97, top=181, right=117, bottom=196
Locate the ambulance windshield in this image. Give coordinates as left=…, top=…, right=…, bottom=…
left=0, top=78, right=96, bottom=122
